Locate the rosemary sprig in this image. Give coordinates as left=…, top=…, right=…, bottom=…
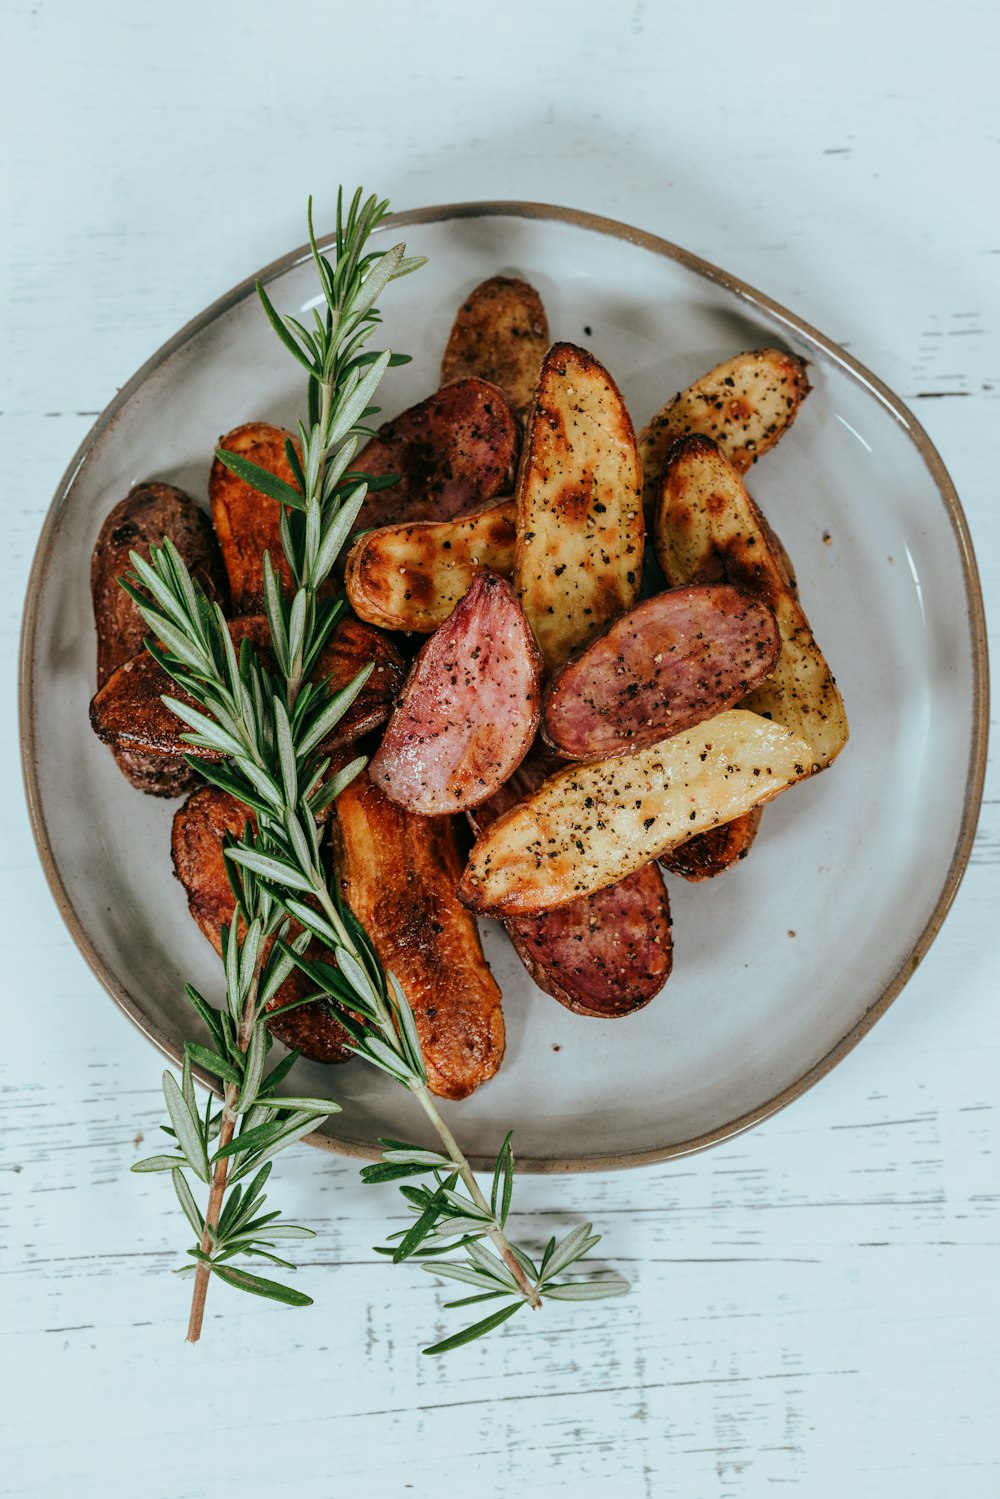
left=128, top=189, right=628, bottom=1351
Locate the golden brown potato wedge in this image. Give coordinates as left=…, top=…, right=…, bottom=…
left=90, top=615, right=404, bottom=767
left=458, top=709, right=816, bottom=916
left=171, top=787, right=352, bottom=1063
left=468, top=752, right=673, bottom=1017
left=638, top=348, right=811, bottom=519
left=441, top=276, right=549, bottom=415
left=91, top=482, right=229, bottom=795
left=331, top=776, right=504, bottom=1100
left=344, top=500, right=516, bottom=633
left=515, top=342, right=643, bottom=671
left=210, top=422, right=301, bottom=612
left=655, top=435, right=848, bottom=769
left=660, top=808, right=762, bottom=881
left=353, top=378, right=520, bottom=531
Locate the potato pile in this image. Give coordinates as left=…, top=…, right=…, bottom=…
left=89, top=272, right=848, bottom=1101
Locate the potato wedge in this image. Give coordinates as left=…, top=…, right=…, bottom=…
left=660, top=807, right=761, bottom=881
left=210, top=422, right=301, bottom=612
left=441, top=276, right=549, bottom=415
left=91, top=481, right=229, bottom=795
left=515, top=342, right=643, bottom=671
left=172, top=787, right=352, bottom=1063
left=370, top=571, right=543, bottom=814
left=331, top=776, right=504, bottom=1099
left=91, top=614, right=404, bottom=766
left=543, top=584, right=780, bottom=759
left=458, top=709, right=816, bottom=916
left=655, top=435, right=848, bottom=768
left=345, top=500, right=516, bottom=633
left=353, top=378, right=520, bottom=531
left=638, top=348, right=810, bottom=519
left=468, top=753, right=672, bottom=1017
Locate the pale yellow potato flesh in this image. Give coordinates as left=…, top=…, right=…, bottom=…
left=515, top=342, right=643, bottom=671
left=344, top=500, right=516, bottom=633
left=655, top=436, right=848, bottom=769
left=638, top=348, right=811, bottom=522
left=458, top=709, right=816, bottom=916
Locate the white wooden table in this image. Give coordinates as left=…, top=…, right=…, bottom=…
left=3, top=2, right=997, bottom=1494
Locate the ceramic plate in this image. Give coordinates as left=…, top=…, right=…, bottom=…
left=21, top=204, right=988, bottom=1170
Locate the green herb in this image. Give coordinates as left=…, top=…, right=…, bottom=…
left=129, top=188, right=627, bottom=1351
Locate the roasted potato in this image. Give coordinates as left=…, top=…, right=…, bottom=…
left=655, top=435, right=848, bottom=769
left=441, top=276, right=549, bottom=415
left=370, top=571, right=543, bottom=814
left=344, top=500, right=516, bottom=633
left=638, top=348, right=811, bottom=520
left=91, top=481, right=228, bottom=795
left=331, top=775, right=504, bottom=1099
left=468, top=753, right=672, bottom=1017
left=515, top=342, right=644, bottom=671
left=91, top=614, right=404, bottom=767
left=458, top=709, right=816, bottom=916
left=542, top=584, right=780, bottom=760
left=660, top=808, right=762, bottom=881
left=210, top=422, right=301, bottom=612
left=353, top=378, right=520, bottom=531
left=171, top=787, right=352, bottom=1063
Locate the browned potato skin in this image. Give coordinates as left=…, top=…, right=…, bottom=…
left=655, top=435, right=848, bottom=769
left=90, top=614, right=404, bottom=765
left=331, top=775, right=504, bottom=1100
left=345, top=500, right=516, bottom=633
left=660, top=808, right=762, bottom=881
left=441, top=276, right=549, bottom=415
left=638, top=348, right=811, bottom=520
left=353, top=379, right=520, bottom=532
left=171, top=787, right=352, bottom=1063
left=515, top=342, right=644, bottom=672
left=210, top=423, right=301, bottom=612
left=91, top=482, right=228, bottom=795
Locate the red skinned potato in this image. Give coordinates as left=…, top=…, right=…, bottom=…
left=469, top=753, right=672, bottom=1017
left=441, top=276, right=549, bottom=415
left=91, top=481, right=228, bottom=796
left=91, top=614, right=404, bottom=766
left=369, top=571, right=543, bottom=815
left=210, top=423, right=301, bottom=612
left=171, top=787, right=352, bottom=1063
left=543, top=584, right=780, bottom=760
left=331, top=775, right=504, bottom=1100
left=353, top=378, right=520, bottom=531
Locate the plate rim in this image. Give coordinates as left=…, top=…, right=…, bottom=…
left=19, top=199, right=990, bottom=1173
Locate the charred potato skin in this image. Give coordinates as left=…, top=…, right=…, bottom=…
left=660, top=808, right=762, bottom=881
left=90, top=614, right=405, bottom=765
left=331, top=776, right=504, bottom=1100
left=655, top=435, right=848, bottom=770
left=344, top=500, right=517, bottom=633
left=441, top=276, right=549, bottom=415
left=353, top=378, right=520, bottom=532
left=210, top=422, right=301, bottom=613
left=91, top=481, right=228, bottom=795
left=171, top=787, right=352, bottom=1063
left=515, top=342, right=644, bottom=672
left=638, top=348, right=811, bottom=521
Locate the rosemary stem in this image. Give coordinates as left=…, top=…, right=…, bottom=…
left=413, top=1087, right=542, bottom=1310
left=185, top=961, right=263, bottom=1342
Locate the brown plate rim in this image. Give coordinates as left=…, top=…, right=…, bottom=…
left=19, top=200, right=990, bottom=1173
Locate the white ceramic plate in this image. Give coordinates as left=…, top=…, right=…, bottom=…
left=21, top=204, right=987, bottom=1170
